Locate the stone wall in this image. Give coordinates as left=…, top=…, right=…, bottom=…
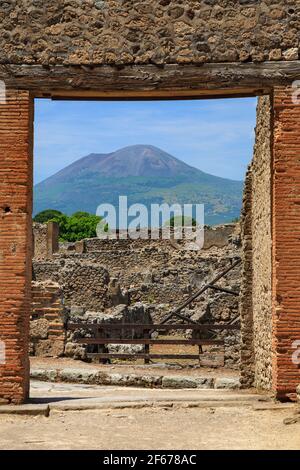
left=32, top=223, right=47, bottom=260
left=239, top=166, right=255, bottom=388
left=240, top=96, right=273, bottom=390
left=33, top=231, right=241, bottom=368
left=0, top=1, right=298, bottom=66
left=33, top=236, right=240, bottom=315
left=30, top=281, right=65, bottom=357
left=33, top=259, right=110, bottom=311
left=251, top=96, right=273, bottom=390
left=33, top=221, right=59, bottom=260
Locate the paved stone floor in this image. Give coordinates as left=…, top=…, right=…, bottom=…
left=0, top=381, right=299, bottom=450
left=29, top=380, right=263, bottom=409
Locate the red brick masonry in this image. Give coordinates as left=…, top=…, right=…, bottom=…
left=273, top=86, right=300, bottom=399
left=0, top=90, right=33, bottom=404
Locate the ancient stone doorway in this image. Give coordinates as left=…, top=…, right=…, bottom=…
left=1, top=85, right=300, bottom=403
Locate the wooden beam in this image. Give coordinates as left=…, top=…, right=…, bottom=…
left=77, top=338, right=224, bottom=345
left=1, top=61, right=299, bottom=99
left=67, top=323, right=240, bottom=331
left=87, top=353, right=203, bottom=360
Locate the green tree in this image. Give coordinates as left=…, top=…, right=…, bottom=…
left=50, top=211, right=103, bottom=242
left=33, top=209, right=63, bottom=224
left=71, top=211, right=91, bottom=219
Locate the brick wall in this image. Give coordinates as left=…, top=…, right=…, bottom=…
left=0, top=90, right=33, bottom=404
left=30, top=281, right=65, bottom=357
left=272, top=86, right=300, bottom=399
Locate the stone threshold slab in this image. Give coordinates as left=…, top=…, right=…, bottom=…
left=30, top=367, right=241, bottom=390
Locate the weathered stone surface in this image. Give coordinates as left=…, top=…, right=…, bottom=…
left=35, top=339, right=65, bottom=358
left=0, top=2, right=298, bottom=67
left=30, top=369, right=58, bottom=382
left=32, top=228, right=241, bottom=367
left=162, top=376, right=214, bottom=389
left=214, top=377, right=240, bottom=390
left=30, top=318, right=49, bottom=340
left=58, top=369, right=100, bottom=384
left=0, top=404, right=49, bottom=416
left=33, top=260, right=110, bottom=311
left=239, top=96, right=272, bottom=391
left=108, top=278, right=129, bottom=306
left=30, top=366, right=227, bottom=390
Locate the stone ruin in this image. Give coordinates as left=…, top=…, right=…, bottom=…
left=31, top=223, right=241, bottom=369
left=2, top=1, right=300, bottom=403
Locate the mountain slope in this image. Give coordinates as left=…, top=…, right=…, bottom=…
left=34, top=145, right=244, bottom=225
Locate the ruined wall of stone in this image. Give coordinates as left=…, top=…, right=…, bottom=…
left=0, top=1, right=298, bottom=66
left=30, top=281, right=65, bottom=357
left=251, top=96, right=273, bottom=390
left=33, top=235, right=241, bottom=367
left=33, top=221, right=59, bottom=260
left=32, top=222, right=47, bottom=260
left=239, top=166, right=255, bottom=388
left=33, top=242, right=240, bottom=312
left=33, top=259, right=110, bottom=311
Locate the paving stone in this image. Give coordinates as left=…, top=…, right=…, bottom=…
left=214, top=377, right=240, bottom=390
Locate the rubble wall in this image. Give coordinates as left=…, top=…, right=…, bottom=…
left=33, top=259, right=110, bottom=311
left=0, top=1, right=298, bottom=66
left=252, top=96, right=273, bottom=390
left=240, top=96, right=273, bottom=389
left=33, top=233, right=241, bottom=368
left=33, top=223, right=48, bottom=260
left=239, top=166, right=255, bottom=388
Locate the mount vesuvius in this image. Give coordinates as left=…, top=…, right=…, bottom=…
left=34, top=145, right=243, bottom=225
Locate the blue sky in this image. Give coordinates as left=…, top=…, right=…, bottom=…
left=34, top=97, right=257, bottom=184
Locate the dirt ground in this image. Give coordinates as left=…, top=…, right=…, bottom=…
left=0, top=405, right=299, bottom=450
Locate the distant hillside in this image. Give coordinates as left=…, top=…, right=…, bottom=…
left=34, top=145, right=243, bottom=226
